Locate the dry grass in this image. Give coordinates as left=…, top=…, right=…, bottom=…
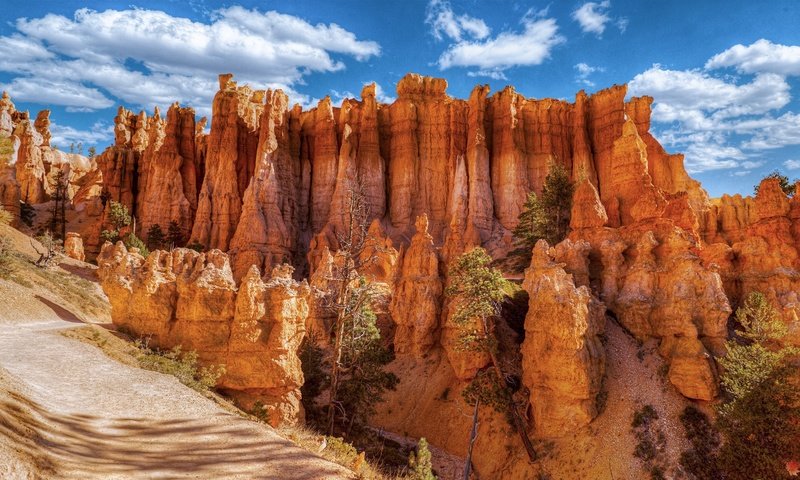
left=69, top=323, right=400, bottom=479
left=276, top=423, right=410, bottom=480
left=1, top=223, right=108, bottom=322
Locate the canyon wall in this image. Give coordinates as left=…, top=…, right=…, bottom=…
left=92, top=73, right=708, bottom=268
left=11, top=73, right=800, bottom=478
left=0, top=91, right=97, bottom=224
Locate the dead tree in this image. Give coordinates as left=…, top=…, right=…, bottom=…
left=320, top=178, right=388, bottom=435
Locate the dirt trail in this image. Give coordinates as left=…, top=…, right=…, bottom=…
left=0, top=314, right=353, bottom=479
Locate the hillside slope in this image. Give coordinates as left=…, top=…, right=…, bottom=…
left=0, top=224, right=354, bottom=480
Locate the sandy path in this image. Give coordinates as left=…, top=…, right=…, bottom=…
left=0, top=316, right=353, bottom=480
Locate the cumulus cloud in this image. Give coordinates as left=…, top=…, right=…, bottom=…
left=0, top=7, right=380, bottom=112
left=467, top=69, right=508, bottom=80
left=706, top=39, right=800, bottom=76
left=629, top=59, right=800, bottom=173
left=572, top=1, right=610, bottom=35
left=784, top=159, right=800, bottom=170
left=630, top=66, right=790, bottom=121
left=572, top=1, right=626, bottom=37
left=436, top=11, right=565, bottom=73
left=0, top=77, right=114, bottom=111
left=327, top=81, right=396, bottom=107
left=426, top=0, right=490, bottom=42
left=574, top=62, right=604, bottom=87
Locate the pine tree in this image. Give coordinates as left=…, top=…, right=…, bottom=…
left=167, top=220, right=184, bottom=249
left=123, top=231, right=149, bottom=257
left=408, top=437, right=436, bottom=480
left=512, top=163, right=574, bottom=266
left=717, top=292, right=800, bottom=479
left=335, top=296, right=398, bottom=432
left=754, top=170, right=795, bottom=197
left=146, top=224, right=165, bottom=250
left=100, top=201, right=132, bottom=244
left=321, top=179, right=397, bottom=436
left=446, top=247, right=537, bottom=463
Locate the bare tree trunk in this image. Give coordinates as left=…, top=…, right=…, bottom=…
left=484, top=318, right=537, bottom=463
left=464, top=398, right=480, bottom=480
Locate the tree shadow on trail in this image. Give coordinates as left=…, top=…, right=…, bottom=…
left=35, top=295, right=83, bottom=324
left=0, top=388, right=353, bottom=479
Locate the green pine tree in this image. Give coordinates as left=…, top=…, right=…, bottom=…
left=511, top=163, right=574, bottom=267
left=408, top=437, right=436, bottom=480
left=123, top=232, right=149, bottom=257
left=147, top=224, right=165, bottom=250
left=717, top=292, right=800, bottom=480
left=754, top=170, right=796, bottom=197
left=446, top=247, right=537, bottom=462
left=167, top=220, right=184, bottom=249
left=100, top=201, right=132, bottom=244
left=335, top=285, right=399, bottom=431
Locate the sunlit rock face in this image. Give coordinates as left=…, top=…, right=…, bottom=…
left=0, top=93, right=100, bottom=225
left=522, top=240, right=606, bottom=437
left=79, top=72, right=800, bottom=478
left=96, top=242, right=310, bottom=427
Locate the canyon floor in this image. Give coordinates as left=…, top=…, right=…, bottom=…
left=0, top=224, right=354, bottom=480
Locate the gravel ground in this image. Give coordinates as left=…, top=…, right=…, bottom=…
left=0, top=315, right=354, bottom=480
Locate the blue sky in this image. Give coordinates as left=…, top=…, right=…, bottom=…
left=1, top=0, right=799, bottom=197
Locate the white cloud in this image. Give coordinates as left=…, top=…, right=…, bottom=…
left=467, top=69, right=508, bottom=80
left=630, top=50, right=800, bottom=173
left=426, top=0, right=490, bottom=42
left=741, top=160, right=765, bottom=169
left=0, top=7, right=380, bottom=112
left=739, top=112, right=800, bottom=150
left=616, top=17, right=629, bottom=34
left=372, top=82, right=396, bottom=104
left=784, top=159, right=800, bottom=170
left=706, top=39, right=800, bottom=76
left=49, top=121, right=113, bottom=149
left=574, top=62, right=604, bottom=87
left=327, top=81, right=396, bottom=108
left=436, top=13, right=565, bottom=72
left=571, top=1, right=607, bottom=36
left=629, top=66, right=789, bottom=118
left=0, top=77, right=114, bottom=110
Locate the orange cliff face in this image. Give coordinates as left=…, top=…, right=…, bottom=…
left=93, top=73, right=707, bottom=270
left=0, top=92, right=100, bottom=229
left=21, top=72, right=793, bottom=478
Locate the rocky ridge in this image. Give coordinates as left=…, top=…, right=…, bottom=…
left=6, top=73, right=800, bottom=478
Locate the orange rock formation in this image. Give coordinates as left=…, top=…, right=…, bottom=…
left=10, top=72, right=799, bottom=478
left=96, top=241, right=309, bottom=426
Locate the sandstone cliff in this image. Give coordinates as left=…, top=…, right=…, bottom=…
left=522, top=240, right=606, bottom=437
left=96, top=241, right=309, bottom=426
left=14, top=72, right=799, bottom=478
left=0, top=92, right=100, bottom=228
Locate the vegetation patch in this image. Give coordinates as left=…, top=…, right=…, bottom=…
left=631, top=404, right=668, bottom=479
left=716, top=292, right=800, bottom=479
left=133, top=339, right=225, bottom=394
left=678, top=405, right=720, bottom=480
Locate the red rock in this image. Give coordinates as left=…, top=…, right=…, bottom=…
left=64, top=232, right=85, bottom=261
left=96, top=242, right=309, bottom=426
left=522, top=240, right=606, bottom=437
left=390, top=215, right=443, bottom=357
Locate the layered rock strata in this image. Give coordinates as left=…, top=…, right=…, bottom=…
left=522, top=240, right=606, bottom=437
left=96, top=241, right=309, bottom=426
